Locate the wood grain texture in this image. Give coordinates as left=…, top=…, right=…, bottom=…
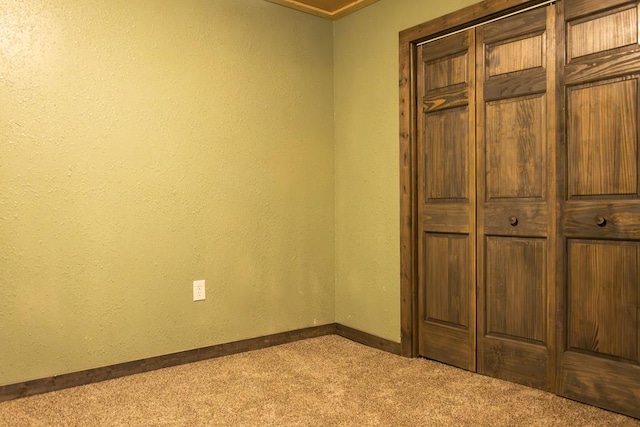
left=568, top=6, right=637, bottom=60
left=401, top=0, right=640, bottom=417
left=485, top=237, right=547, bottom=343
left=399, top=0, right=547, bottom=368
left=422, top=31, right=469, bottom=60
left=484, top=68, right=547, bottom=101
left=481, top=336, right=550, bottom=390
left=399, top=34, right=418, bottom=358
left=567, top=240, right=638, bottom=361
left=426, top=54, right=468, bottom=91
left=565, top=48, right=640, bottom=85
left=564, top=201, right=640, bottom=239
left=483, top=6, right=547, bottom=43
left=485, top=95, right=546, bottom=199
left=487, top=34, right=545, bottom=76
left=424, top=233, right=470, bottom=328
left=483, top=202, right=548, bottom=236
left=417, top=28, right=476, bottom=372
left=422, top=204, right=470, bottom=234
left=424, top=107, right=470, bottom=200
left=558, top=0, right=640, bottom=419
left=476, top=5, right=555, bottom=392
left=421, top=322, right=472, bottom=369
left=545, top=4, right=559, bottom=394
left=560, top=351, right=640, bottom=418
left=423, top=87, right=468, bottom=113
left=564, top=0, right=636, bottom=21
left=567, top=78, right=638, bottom=197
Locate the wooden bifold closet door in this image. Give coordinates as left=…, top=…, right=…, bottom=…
left=416, top=28, right=477, bottom=372
left=476, top=6, right=557, bottom=392
left=415, top=0, right=640, bottom=418
left=558, top=0, right=640, bottom=417
left=417, top=5, right=556, bottom=386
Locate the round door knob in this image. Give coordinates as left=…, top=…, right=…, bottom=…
left=509, top=216, right=518, bottom=226
left=596, top=216, right=607, bottom=227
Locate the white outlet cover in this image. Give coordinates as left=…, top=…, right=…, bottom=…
left=193, top=280, right=206, bottom=301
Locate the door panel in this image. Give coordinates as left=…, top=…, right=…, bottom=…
left=417, top=30, right=476, bottom=371
left=486, top=34, right=545, bottom=77
left=424, top=108, right=469, bottom=200
left=485, top=95, right=546, bottom=199
left=422, top=233, right=472, bottom=368
left=425, top=52, right=468, bottom=91
left=559, top=0, right=640, bottom=418
left=424, top=233, right=470, bottom=328
left=567, top=78, right=638, bottom=197
left=477, top=6, right=556, bottom=391
left=567, top=4, right=638, bottom=61
left=564, top=0, right=636, bottom=21
left=486, top=237, right=546, bottom=344
left=567, top=240, right=638, bottom=362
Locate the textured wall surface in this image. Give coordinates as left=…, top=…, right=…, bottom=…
left=0, top=0, right=334, bottom=385
left=333, top=0, right=480, bottom=341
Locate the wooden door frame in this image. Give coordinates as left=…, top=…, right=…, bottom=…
left=399, top=0, right=553, bottom=357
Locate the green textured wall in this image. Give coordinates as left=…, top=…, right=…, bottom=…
left=1, top=0, right=488, bottom=386
left=0, top=0, right=335, bottom=385
left=334, top=0, right=480, bottom=341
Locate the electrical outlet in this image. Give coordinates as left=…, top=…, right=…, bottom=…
left=193, top=280, right=206, bottom=301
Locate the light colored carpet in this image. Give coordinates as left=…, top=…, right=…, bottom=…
left=0, top=335, right=638, bottom=426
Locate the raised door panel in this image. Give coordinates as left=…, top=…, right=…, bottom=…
left=485, top=238, right=546, bottom=344
left=483, top=6, right=548, bottom=102
left=567, top=241, right=638, bottom=363
left=477, top=5, right=556, bottom=391
left=564, top=0, right=638, bottom=21
left=421, top=233, right=472, bottom=368
left=487, top=33, right=545, bottom=77
left=425, top=52, right=468, bottom=91
left=482, top=236, right=549, bottom=390
left=560, top=240, right=640, bottom=417
left=417, top=29, right=476, bottom=371
left=559, top=0, right=640, bottom=418
left=424, top=234, right=470, bottom=328
left=567, top=78, right=638, bottom=198
left=567, top=4, right=638, bottom=61
left=485, top=95, right=546, bottom=200
left=424, top=108, right=469, bottom=201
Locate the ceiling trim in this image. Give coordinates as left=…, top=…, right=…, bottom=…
left=265, top=0, right=380, bottom=20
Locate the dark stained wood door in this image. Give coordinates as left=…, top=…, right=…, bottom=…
left=558, top=0, right=640, bottom=418
left=476, top=5, right=557, bottom=391
left=417, top=30, right=476, bottom=371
